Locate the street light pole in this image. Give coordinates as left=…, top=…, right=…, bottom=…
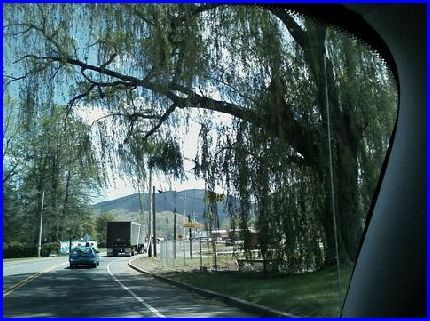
left=188, top=214, right=192, bottom=258
left=37, top=191, right=45, bottom=257
left=183, top=194, right=186, bottom=263
left=190, top=190, right=195, bottom=258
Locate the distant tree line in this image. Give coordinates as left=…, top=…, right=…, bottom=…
left=3, top=101, right=102, bottom=256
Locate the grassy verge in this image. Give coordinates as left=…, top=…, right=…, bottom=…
left=159, top=255, right=238, bottom=271
left=162, top=265, right=353, bottom=317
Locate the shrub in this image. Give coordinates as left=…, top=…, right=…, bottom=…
left=41, top=242, right=61, bottom=257
left=4, top=241, right=36, bottom=258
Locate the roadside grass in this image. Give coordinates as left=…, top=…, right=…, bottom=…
left=162, top=265, right=353, bottom=317
left=158, top=255, right=238, bottom=271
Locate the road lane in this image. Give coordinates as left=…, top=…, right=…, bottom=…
left=107, top=258, right=166, bottom=317
left=3, top=257, right=69, bottom=274
left=3, top=257, right=68, bottom=296
left=3, top=255, right=147, bottom=317
left=3, top=254, right=258, bottom=317
left=3, top=262, right=68, bottom=297
left=108, top=256, right=256, bottom=317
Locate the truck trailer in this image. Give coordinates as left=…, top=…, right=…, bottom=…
left=106, top=222, right=146, bottom=257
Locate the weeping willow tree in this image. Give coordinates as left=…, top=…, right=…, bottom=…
left=4, top=4, right=396, bottom=268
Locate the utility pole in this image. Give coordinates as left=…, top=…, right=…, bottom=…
left=152, top=185, right=157, bottom=257
left=37, top=191, right=45, bottom=257
left=188, top=215, right=192, bottom=258
left=204, top=182, right=209, bottom=233
left=191, top=189, right=195, bottom=257
left=183, top=193, right=186, bottom=262
left=192, top=189, right=195, bottom=222
left=173, top=191, right=177, bottom=259
left=68, top=230, right=73, bottom=254
left=184, top=193, right=187, bottom=219
left=148, top=167, right=152, bottom=257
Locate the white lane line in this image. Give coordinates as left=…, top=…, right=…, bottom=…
left=107, top=258, right=165, bottom=318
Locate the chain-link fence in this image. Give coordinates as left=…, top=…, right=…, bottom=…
left=159, top=238, right=251, bottom=272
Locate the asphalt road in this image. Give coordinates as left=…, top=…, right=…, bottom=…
left=3, top=255, right=257, bottom=317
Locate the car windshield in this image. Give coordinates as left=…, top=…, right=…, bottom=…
left=70, top=247, right=93, bottom=256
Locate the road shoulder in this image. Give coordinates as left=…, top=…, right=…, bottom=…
left=128, top=258, right=297, bottom=318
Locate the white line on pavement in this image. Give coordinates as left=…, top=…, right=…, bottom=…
left=107, top=258, right=165, bottom=318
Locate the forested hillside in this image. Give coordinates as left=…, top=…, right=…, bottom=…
left=92, top=189, right=239, bottom=241
left=93, top=189, right=237, bottom=223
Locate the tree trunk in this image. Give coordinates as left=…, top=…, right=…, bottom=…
left=301, top=20, right=362, bottom=265
left=335, top=139, right=361, bottom=262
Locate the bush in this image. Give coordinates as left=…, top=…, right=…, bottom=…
left=3, top=241, right=36, bottom=258
left=41, top=241, right=61, bottom=257
left=3, top=241, right=62, bottom=257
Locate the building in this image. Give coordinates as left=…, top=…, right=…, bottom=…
left=59, top=240, right=98, bottom=254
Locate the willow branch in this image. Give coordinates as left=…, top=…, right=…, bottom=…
left=80, top=68, right=134, bottom=88
left=19, top=55, right=152, bottom=86
left=267, top=7, right=306, bottom=48
left=91, top=112, right=162, bottom=127
left=3, top=163, right=19, bottom=184
left=67, top=83, right=97, bottom=114
left=143, top=103, right=177, bottom=140
left=4, top=73, right=30, bottom=87
left=16, top=54, right=316, bottom=164
left=100, top=53, right=118, bottom=69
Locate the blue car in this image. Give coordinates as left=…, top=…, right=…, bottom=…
left=69, top=246, right=99, bottom=268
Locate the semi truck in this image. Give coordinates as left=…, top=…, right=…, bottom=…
left=106, top=222, right=146, bottom=257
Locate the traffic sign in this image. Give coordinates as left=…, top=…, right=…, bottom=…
left=183, top=222, right=200, bottom=229
left=204, top=192, right=224, bottom=202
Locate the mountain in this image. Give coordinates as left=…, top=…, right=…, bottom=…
left=92, top=189, right=238, bottom=224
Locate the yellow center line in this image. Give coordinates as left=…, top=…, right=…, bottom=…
left=3, top=262, right=68, bottom=297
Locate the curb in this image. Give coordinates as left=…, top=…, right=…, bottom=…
left=128, top=261, right=298, bottom=318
